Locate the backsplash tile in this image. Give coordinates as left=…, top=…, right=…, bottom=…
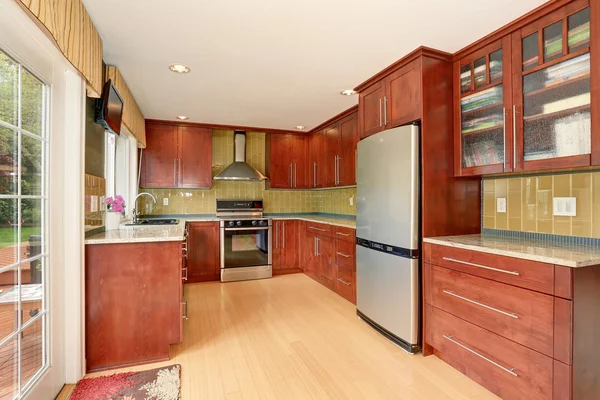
left=483, top=171, right=600, bottom=238
left=139, top=130, right=356, bottom=216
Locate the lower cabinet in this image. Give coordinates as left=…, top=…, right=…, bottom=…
left=301, top=221, right=356, bottom=304
left=423, top=242, right=600, bottom=400
left=273, top=220, right=299, bottom=272
left=85, top=241, right=185, bottom=372
left=186, top=222, right=220, bottom=283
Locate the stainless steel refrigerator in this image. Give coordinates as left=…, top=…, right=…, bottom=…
left=356, top=123, right=420, bottom=354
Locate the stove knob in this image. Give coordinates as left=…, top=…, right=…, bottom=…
left=252, top=220, right=257, bottom=226
left=236, top=221, right=243, bottom=226
left=259, top=220, right=267, bottom=226
left=228, top=221, right=235, bottom=227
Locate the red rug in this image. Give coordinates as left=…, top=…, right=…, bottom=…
left=70, top=365, right=180, bottom=400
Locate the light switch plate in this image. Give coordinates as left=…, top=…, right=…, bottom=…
left=553, top=197, right=577, bottom=217
left=163, top=198, right=169, bottom=206
left=496, top=198, right=507, bottom=213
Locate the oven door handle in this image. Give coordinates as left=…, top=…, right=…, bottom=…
left=224, top=227, right=270, bottom=231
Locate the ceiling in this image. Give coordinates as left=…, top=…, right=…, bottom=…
left=82, top=0, right=547, bottom=131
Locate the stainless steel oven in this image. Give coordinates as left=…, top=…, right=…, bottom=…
left=217, top=200, right=272, bottom=282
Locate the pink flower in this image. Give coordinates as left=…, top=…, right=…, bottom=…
left=105, top=194, right=126, bottom=214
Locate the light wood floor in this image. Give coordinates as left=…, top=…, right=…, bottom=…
left=58, top=274, right=499, bottom=399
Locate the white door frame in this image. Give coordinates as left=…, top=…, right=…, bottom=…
left=0, top=0, right=86, bottom=397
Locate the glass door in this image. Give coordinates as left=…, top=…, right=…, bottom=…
left=222, top=227, right=270, bottom=268
left=514, top=6, right=591, bottom=171
left=457, top=38, right=512, bottom=175
left=0, top=49, right=48, bottom=398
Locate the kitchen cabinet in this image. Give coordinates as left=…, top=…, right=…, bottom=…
left=266, top=134, right=309, bottom=189
left=308, top=109, right=359, bottom=188
left=85, top=241, right=184, bottom=371
left=273, top=219, right=299, bottom=272
left=141, top=121, right=212, bottom=188
left=454, top=0, right=600, bottom=175
left=357, top=59, right=421, bottom=140
left=423, top=241, right=600, bottom=400
left=186, top=222, right=220, bottom=283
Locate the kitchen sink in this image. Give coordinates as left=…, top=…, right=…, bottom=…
left=125, top=218, right=179, bottom=226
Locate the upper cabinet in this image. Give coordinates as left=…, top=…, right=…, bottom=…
left=455, top=0, right=599, bottom=176
left=265, top=134, right=308, bottom=189
left=357, top=59, right=422, bottom=139
left=141, top=121, right=212, bottom=188
left=309, top=109, right=359, bottom=189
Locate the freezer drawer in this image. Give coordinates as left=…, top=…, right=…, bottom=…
left=356, top=245, right=419, bottom=350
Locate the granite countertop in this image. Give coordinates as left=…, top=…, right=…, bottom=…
left=424, top=234, right=600, bottom=268
left=85, top=214, right=354, bottom=245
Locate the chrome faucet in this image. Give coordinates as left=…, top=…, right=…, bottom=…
left=132, top=192, right=157, bottom=224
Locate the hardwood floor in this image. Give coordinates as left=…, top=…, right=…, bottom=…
left=59, top=274, right=499, bottom=399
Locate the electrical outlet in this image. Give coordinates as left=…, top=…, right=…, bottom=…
left=496, top=198, right=507, bottom=213
left=349, top=197, right=353, bottom=206
left=163, top=198, right=169, bottom=206
left=553, top=197, right=577, bottom=217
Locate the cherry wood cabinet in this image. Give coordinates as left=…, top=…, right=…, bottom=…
left=338, top=113, right=359, bottom=186
left=266, top=134, right=308, bottom=189
left=423, top=242, right=600, bottom=400
left=141, top=121, right=212, bottom=188
left=454, top=0, right=599, bottom=176
left=309, top=130, right=324, bottom=188
left=273, top=219, right=300, bottom=273
left=85, top=241, right=184, bottom=372
left=186, top=222, right=220, bottom=283
left=322, top=123, right=339, bottom=187
left=357, top=59, right=421, bottom=140
left=317, top=235, right=335, bottom=287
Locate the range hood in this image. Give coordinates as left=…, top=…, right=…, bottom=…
left=213, top=131, right=269, bottom=181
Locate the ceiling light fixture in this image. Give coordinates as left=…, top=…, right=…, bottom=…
left=176, top=116, right=189, bottom=120
left=169, top=64, right=191, bottom=74
left=295, top=125, right=306, bottom=130
left=340, top=89, right=357, bottom=96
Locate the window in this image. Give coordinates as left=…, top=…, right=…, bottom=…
left=105, top=128, right=138, bottom=218
left=0, top=48, right=48, bottom=398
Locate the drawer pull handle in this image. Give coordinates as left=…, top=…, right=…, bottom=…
left=443, top=290, right=518, bottom=319
left=309, top=226, right=326, bottom=231
left=442, top=257, right=520, bottom=276
left=336, top=252, right=352, bottom=258
left=443, top=335, right=518, bottom=377
left=336, top=232, right=350, bottom=236
left=337, top=278, right=351, bottom=286
left=182, top=301, right=189, bottom=320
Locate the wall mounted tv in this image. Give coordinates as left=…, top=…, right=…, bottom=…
left=95, top=79, right=124, bottom=135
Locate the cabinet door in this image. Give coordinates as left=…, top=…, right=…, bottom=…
left=358, top=80, right=385, bottom=139
left=268, top=134, right=294, bottom=189
left=179, top=126, right=212, bottom=188
left=309, top=131, right=323, bottom=188
left=292, top=135, right=309, bottom=189
left=318, top=235, right=335, bottom=286
left=304, top=231, right=319, bottom=280
left=187, top=222, right=220, bottom=283
left=385, top=59, right=422, bottom=127
left=322, top=123, right=340, bottom=187
left=339, top=113, right=358, bottom=186
left=142, top=123, right=178, bottom=188
left=272, top=221, right=283, bottom=270
left=512, top=4, right=593, bottom=172
left=455, top=38, right=513, bottom=176
left=281, top=220, right=298, bottom=269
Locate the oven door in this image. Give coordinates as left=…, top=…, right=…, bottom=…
left=221, top=226, right=271, bottom=269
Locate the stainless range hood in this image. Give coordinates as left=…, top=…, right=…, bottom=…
left=213, top=131, right=269, bottom=181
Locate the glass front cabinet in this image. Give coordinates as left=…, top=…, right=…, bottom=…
left=455, top=0, right=597, bottom=176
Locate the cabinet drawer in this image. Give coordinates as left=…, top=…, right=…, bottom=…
left=336, top=240, right=355, bottom=269
left=306, top=222, right=333, bottom=237
left=336, top=265, right=355, bottom=304
left=430, top=244, right=554, bottom=295
left=426, top=305, right=553, bottom=400
left=428, top=264, right=554, bottom=357
left=333, top=226, right=356, bottom=243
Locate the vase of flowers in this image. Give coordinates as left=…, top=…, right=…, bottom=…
left=104, top=195, right=126, bottom=231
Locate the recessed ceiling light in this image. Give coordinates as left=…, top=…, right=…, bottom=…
left=169, top=64, right=190, bottom=74
left=295, top=125, right=306, bottom=130
left=176, top=115, right=189, bottom=120
left=340, top=89, right=357, bottom=96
